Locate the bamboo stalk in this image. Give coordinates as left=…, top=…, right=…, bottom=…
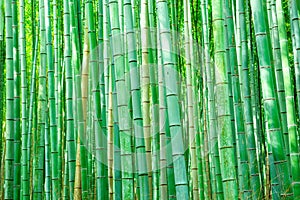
left=250, top=0, right=293, bottom=197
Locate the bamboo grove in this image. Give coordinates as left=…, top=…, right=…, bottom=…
left=0, top=0, right=300, bottom=199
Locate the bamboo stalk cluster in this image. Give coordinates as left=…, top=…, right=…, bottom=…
left=0, top=0, right=300, bottom=199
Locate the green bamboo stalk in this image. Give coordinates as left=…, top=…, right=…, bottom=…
left=224, top=0, right=252, bottom=198
left=201, top=0, right=223, bottom=198
left=63, top=1, right=76, bottom=198
left=81, top=25, right=89, bottom=200
left=69, top=0, right=89, bottom=197
left=63, top=150, right=70, bottom=200
left=287, top=0, right=300, bottom=197
left=290, top=2, right=300, bottom=121
left=19, top=0, right=29, bottom=198
left=140, top=0, right=153, bottom=198
left=53, top=0, right=63, bottom=194
left=107, top=80, right=114, bottom=199
left=267, top=143, right=280, bottom=200
left=147, top=1, right=160, bottom=198
left=200, top=82, right=209, bottom=200
left=201, top=0, right=224, bottom=199
left=149, top=36, right=160, bottom=200
left=221, top=3, right=238, bottom=170
left=112, top=61, right=123, bottom=200
left=247, top=1, right=266, bottom=192
left=133, top=0, right=141, bottom=65
left=12, top=0, right=21, bottom=198
left=269, top=0, right=290, bottom=162
left=59, top=11, right=64, bottom=200
left=26, top=29, right=39, bottom=199
left=138, top=1, right=147, bottom=189
left=33, top=0, right=47, bottom=198
left=164, top=100, right=176, bottom=199
left=31, top=72, right=38, bottom=198
left=0, top=0, right=4, bottom=184
left=100, top=0, right=109, bottom=120
left=0, top=3, right=2, bottom=41
left=103, top=0, right=115, bottom=198
left=88, top=60, right=94, bottom=198
left=289, top=0, right=300, bottom=119
left=30, top=0, right=37, bottom=62
left=86, top=69, right=93, bottom=199
left=140, top=0, right=152, bottom=195
left=192, top=15, right=206, bottom=200
left=156, top=0, right=189, bottom=198
left=103, top=1, right=123, bottom=197
left=124, top=0, right=150, bottom=199
left=276, top=1, right=298, bottom=168
left=189, top=2, right=205, bottom=198
left=183, top=0, right=199, bottom=198
left=4, top=0, right=14, bottom=198
left=77, top=0, right=83, bottom=62
left=69, top=1, right=80, bottom=198
left=237, top=0, right=262, bottom=198
left=157, top=34, right=168, bottom=199
left=108, top=0, right=134, bottom=199
left=45, top=109, right=51, bottom=200
left=27, top=0, right=36, bottom=160
left=250, top=0, right=293, bottom=198
left=82, top=9, right=90, bottom=200
left=169, top=0, right=178, bottom=65
left=97, top=1, right=110, bottom=198
left=44, top=0, right=60, bottom=198
left=156, top=27, right=176, bottom=200
left=212, top=0, right=239, bottom=198
left=85, top=1, right=109, bottom=199
left=124, top=5, right=137, bottom=197
left=74, top=140, right=82, bottom=199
